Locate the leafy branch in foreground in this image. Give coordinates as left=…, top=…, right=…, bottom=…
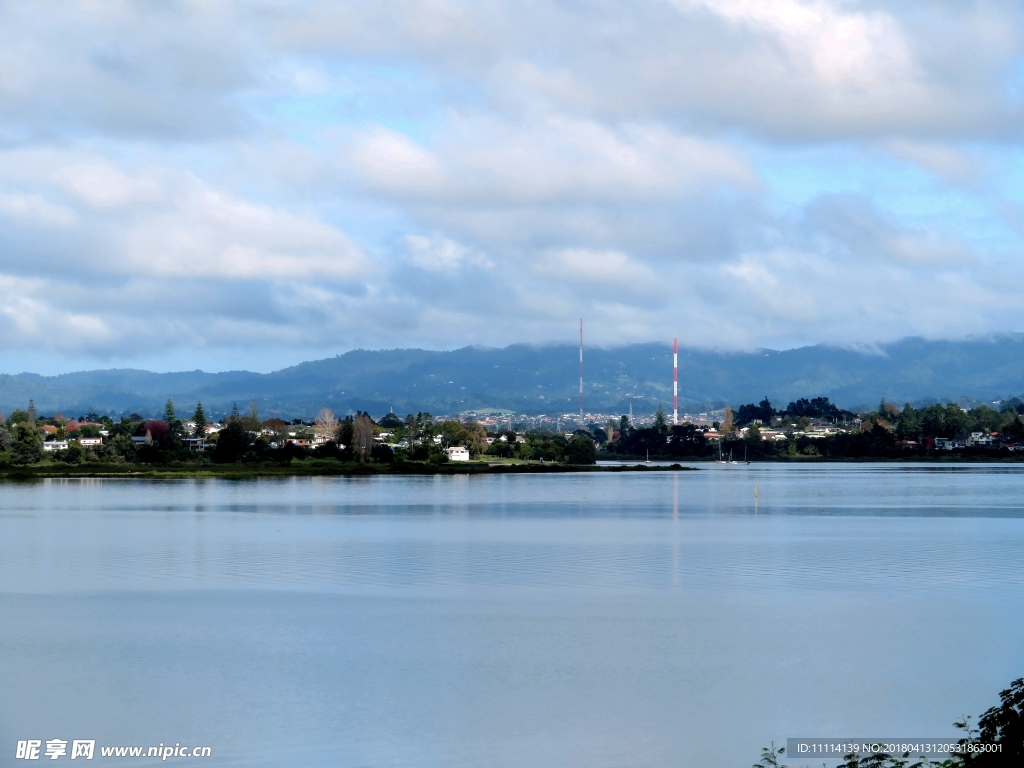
left=753, top=741, right=787, bottom=768
left=756, top=677, right=1023, bottom=768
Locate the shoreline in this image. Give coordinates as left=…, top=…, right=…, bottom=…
left=0, top=460, right=697, bottom=480
left=605, top=454, right=1024, bottom=463
left=4, top=454, right=1024, bottom=479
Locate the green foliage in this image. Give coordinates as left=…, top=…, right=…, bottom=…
left=338, top=416, right=354, bottom=450
left=213, top=422, right=250, bottom=464
left=786, top=396, right=846, bottom=419
left=970, top=677, right=1024, bottom=766
left=192, top=401, right=208, bottom=437
left=61, top=443, right=85, bottom=464
left=753, top=742, right=786, bottom=768
left=737, top=397, right=775, bottom=426
left=405, top=412, right=436, bottom=442
left=485, top=436, right=516, bottom=458
left=440, top=419, right=465, bottom=448
left=606, top=423, right=712, bottom=459
left=240, top=400, right=262, bottom=433
left=463, top=422, right=488, bottom=455
left=12, top=424, right=43, bottom=465
left=565, top=434, right=596, bottom=465
left=370, top=444, right=395, bottom=463
left=379, top=412, right=404, bottom=429
left=8, top=409, right=29, bottom=425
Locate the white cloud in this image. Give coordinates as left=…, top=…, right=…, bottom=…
left=678, top=0, right=917, bottom=90
left=0, top=192, right=76, bottom=226
left=0, top=275, right=117, bottom=351
left=534, top=249, right=659, bottom=296
left=883, top=140, right=978, bottom=182
left=348, top=116, right=756, bottom=204
left=121, top=181, right=369, bottom=281
left=405, top=234, right=491, bottom=272
left=51, top=161, right=165, bottom=209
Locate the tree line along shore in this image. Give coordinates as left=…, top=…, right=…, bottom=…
left=0, top=398, right=608, bottom=475
left=3, top=394, right=1024, bottom=474
left=603, top=396, right=1024, bottom=461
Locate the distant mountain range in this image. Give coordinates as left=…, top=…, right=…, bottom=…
left=3, top=336, right=1024, bottom=420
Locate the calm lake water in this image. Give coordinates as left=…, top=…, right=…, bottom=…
left=2, top=464, right=1024, bottom=767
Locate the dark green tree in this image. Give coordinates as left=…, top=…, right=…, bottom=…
left=338, top=416, right=354, bottom=450
left=945, top=404, right=970, bottom=437
left=213, top=422, right=250, bottom=463
left=164, top=399, right=176, bottom=423
left=7, top=409, right=29, bottom=425
left=12, top=424, right=43, bottom=465
left=784, top=397, right=846, bottom=420
left=440, top=419, right=465, bottom=448
left=192, top=401, right=208, bottom=438
left=379, top=412, right=403, bottom=429
left=27, top=400, right=36, bottom=427
left=969, top=405, right=1003, bottom=434
left=737, top=397, right=775, bottom=426
left=895, top=403, right=920, bottom=440
left=565, top=434, right=596, bottom=465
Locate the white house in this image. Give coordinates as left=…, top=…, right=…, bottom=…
left=965, top=432, right=994, bottom=448
left=42, top=441, right=69, bottom=452
left=78, top=437, right=103, bottom=447
left=445, top=446, right=470, bottom=461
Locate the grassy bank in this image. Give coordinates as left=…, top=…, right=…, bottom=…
left=0, top=458, right=696, bottom=480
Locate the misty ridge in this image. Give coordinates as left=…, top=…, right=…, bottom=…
left=4, top=335, right=1024, bottom=420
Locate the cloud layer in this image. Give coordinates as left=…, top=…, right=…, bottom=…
left=2, top=0, right=1024, bottom=372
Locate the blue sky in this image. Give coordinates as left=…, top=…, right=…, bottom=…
left=3, top=0, right=1024, bottom=374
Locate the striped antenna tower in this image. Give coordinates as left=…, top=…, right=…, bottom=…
left=673, top=338, right=679, bottom=425
left=579, top=319, right=584, bottom=423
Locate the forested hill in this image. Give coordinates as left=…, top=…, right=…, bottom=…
left=3, top=336, right=1024, bottom=419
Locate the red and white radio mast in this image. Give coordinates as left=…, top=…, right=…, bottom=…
left=673, top=337, right=678, bottom=425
